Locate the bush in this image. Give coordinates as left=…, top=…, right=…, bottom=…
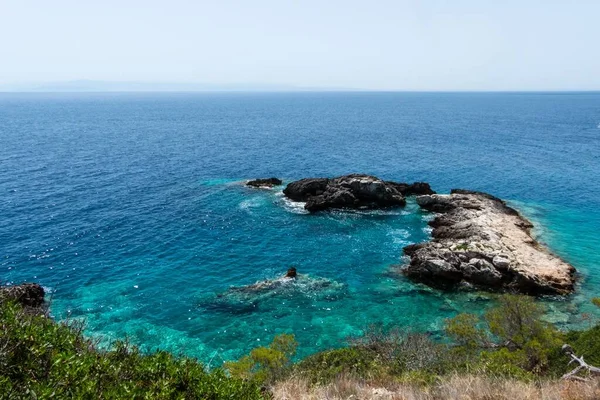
left=477, top=348, right=535, bottom=381
left=225, top=333, right=297, bottom=385
left=294, top=347, right=382, bottom=384
left=0, top=301, right=264, bottom=399
left=565, top=325, right=600, bottom=367
left=445, top=313, right=487, bottom=349
left=350, top=324, right=448, bottom=374
left=445, top=294, right=564, bottom=375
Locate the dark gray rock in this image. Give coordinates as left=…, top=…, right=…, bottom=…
left=0, top=283, right=45, bottom=312
left=385, top=181, right=436, bottom=196
left=284, top=174, right=419, bottom=212
left=246, top=177, right=283, bottom=188
left=283, top=178, right=331, bottom=201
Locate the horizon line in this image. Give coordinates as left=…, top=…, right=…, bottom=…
left=2, top=89, right=600, bottom=94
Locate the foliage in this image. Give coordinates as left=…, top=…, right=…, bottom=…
left=6, top=290, right=600, bottom=397
left=0, top=301, right=264, bottom=399
left=225, top=334, right=297, bottom=384
left=349, top=324, right=448, bottom=373
left=445, top=313, right=487, bottom=348
left=477, top=348, right=535, bottom=381
left=565, top=325, right=600, bottom=367
left=294, top=347, right=382, bottom=384
left=444, top=294, right=565, bottom=376
left=293, top=325, right=450, bottom=386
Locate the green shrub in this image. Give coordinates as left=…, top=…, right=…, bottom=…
left=349, top=324, right=449, bottom=374
left=445, top=313, right=487, bottom=349
left=565, top=325, right=600, bottom=367
left=0, top=301, right=264, bottom=399
left=444, top=294, right=564, bottom=376
left=225, top=333, right=297, bottom=384
left=476, top=348, right=535, bottom=381
left=294, top=347, right=382, bottom=384
left=485, top=294, right=558, bottom=349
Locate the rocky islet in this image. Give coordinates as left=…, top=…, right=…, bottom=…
left=274, top=175, right=576, bottom=295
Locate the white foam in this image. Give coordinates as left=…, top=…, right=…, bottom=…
left=42, top=285, right=54, bottom=294
left=387, top=228, right=410, bottom=244
left=238, top=197, right=265, bottom=213
left=275, top=192, right=309, bottom=214
left=348, top=209, right=409, bottom=216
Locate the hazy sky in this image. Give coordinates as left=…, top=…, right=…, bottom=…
left=1, top=0, right=599, bottom=91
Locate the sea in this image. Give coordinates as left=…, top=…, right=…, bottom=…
left=1, top=92, right=599, bottom=362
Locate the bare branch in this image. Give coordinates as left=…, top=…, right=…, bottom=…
left=561, top=344, right=600, bottom=381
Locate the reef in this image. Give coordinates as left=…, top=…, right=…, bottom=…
left=282, top=174, right=434, bottom=212
left=402, top=190, right=576, bottom=295
left=200, top=269, right=346, bottom=314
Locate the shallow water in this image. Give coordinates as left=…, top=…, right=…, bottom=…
left=1, top=92, right=599, bottom=360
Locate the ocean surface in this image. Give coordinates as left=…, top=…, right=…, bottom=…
left=1, top=92, right=600, bottom=362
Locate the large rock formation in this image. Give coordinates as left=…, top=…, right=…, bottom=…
left=246, top=177, right=283, bottom=188
left=402, top=190, right=575, bottom=295
left=0, top=283, right=46, bottom=313
left=283, top=174, right=434, bottom=212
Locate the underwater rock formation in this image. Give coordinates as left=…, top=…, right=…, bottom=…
left=200, top=269, right=346, bottom=314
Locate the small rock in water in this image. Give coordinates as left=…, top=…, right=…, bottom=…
left=246, top=177, right=282, bottom=188
left=285, top=267, right=297, bottom=278
left=283, top=174, right=428, bottom=212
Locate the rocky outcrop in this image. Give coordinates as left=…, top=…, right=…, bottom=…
left=283, top=174, right=433, bottom=212
left=384, top=181, right=435, bottom=196
left=402, top=190, right=576, bottom=295
left=246, top=177, right=283, bottom=188
left=0, top=283, right=46, bottom=313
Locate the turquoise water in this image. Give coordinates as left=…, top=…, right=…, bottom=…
left=1, top=92, right=599, bottom=361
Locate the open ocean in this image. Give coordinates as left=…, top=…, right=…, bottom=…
left=1, top=92, right=599, bottom=361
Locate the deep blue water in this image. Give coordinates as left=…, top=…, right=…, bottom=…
left=1, top=92, right=600, bottom=361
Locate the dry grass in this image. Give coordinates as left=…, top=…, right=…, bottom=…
left=270, top=374, right=600, bottom=400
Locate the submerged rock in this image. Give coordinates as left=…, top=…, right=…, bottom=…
left=201, top=269, right=346, bottom=314
left=283, top=174, right=433, bottom=212
left=246, top=177, right=283, bottom=188
left=402, top=190, right=576, bottom=295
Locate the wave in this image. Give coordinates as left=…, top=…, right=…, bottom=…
left=338, top=208, right=409, bottom=217
left=386, top=228, right=410, bottom=244
left=238, top=197, right=266, bottom=213
left=274, top=191, right=309, bottom=214
left=200, top=178, right=240, bottom=187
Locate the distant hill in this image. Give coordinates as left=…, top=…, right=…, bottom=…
left=0, top=80, right=360, bottom=92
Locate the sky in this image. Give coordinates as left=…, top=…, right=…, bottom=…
left=1, top=0, right=599, bottom=91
